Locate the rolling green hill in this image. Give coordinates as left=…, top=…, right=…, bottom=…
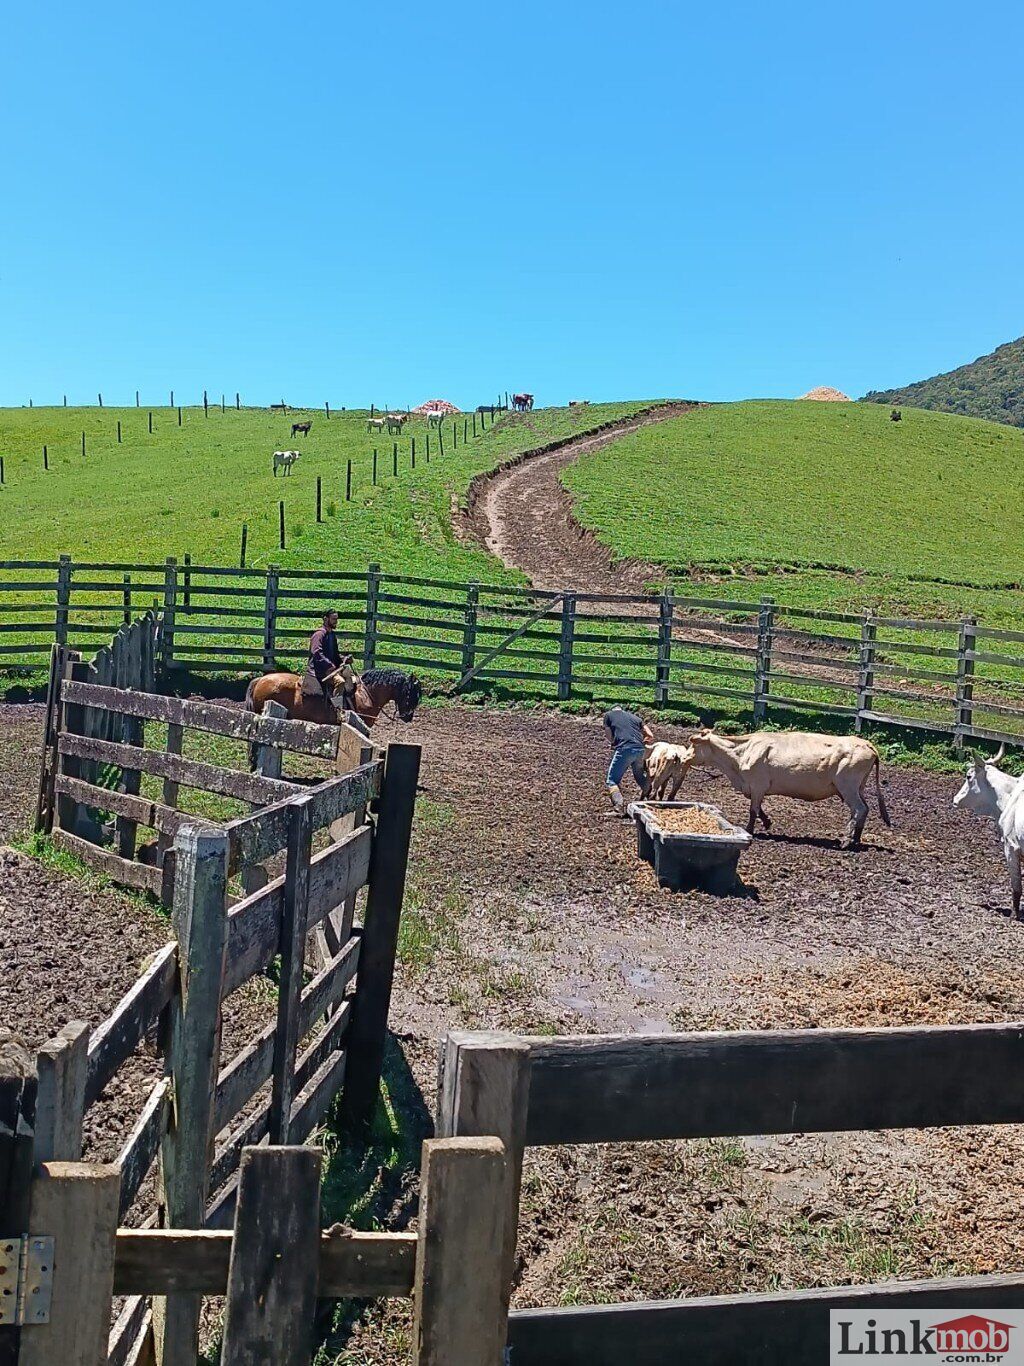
left=862, top=336, right=1024, bottom=428
left=0, top=401, right=649, bottom=581
left=563, top=399, right=1024, bottom=628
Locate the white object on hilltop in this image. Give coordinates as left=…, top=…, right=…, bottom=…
left=412, top=398, right=461, bottom=415
left=798, top=386, right=851, bottom=401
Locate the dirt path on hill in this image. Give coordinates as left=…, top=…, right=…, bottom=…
left=463, top=403, right=700, bottom=601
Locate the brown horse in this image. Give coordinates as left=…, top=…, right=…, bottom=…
left=245, top=665, right=423, bottom=729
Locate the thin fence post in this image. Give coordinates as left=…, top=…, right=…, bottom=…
left=411, top=436, right=416, bottom=470
left=240, top=522, right=248, bottom=569
left=161, top=557, right=178, bottom=673
left=557, top=593, right=576, bottom=701
left=148, top=410, right=153, bottom=434
left=262, top=566, right=280, bottom=672
left=340, top=742, right=420, bottom=1133
left=325, top=400, right=330, bottom=419
left=373, top=447, right=378, bottom=484
left=413, top=1138, right=509, bottom=1366
left=316, top=474, right=323, bottom=522
left=269, top=794, right=313, bottom=1144
left=220, top=1147, right=321, bottom=1366
left=655, top=592, right=674, bottom=705
left=279, top=499, right=285, bottom=550
left=363, top=564, right=380, bottom=668
left=461, top=584, right=479, bottom=678
left=81, top=430, right=86, bottom=458
left=155, top=826, right=230, bottom=1366
left=55, top=554, right=72, bottom=646
left=177, top=405, right=182, bottom=426
left=346, top=459, right=352, bottom=501
left=425, top=431, right=430, bottom=462
left=435, top=1032, right=532, bottom=1334
left=203, top=389, right=208, bottom=417
left=955, top=616, right=978, bottom=749
left=753, top=598, right=775, bottom=725
left=116, top=419, right=121, bottom=443
left=856, top=611, right=877, bottom=734
left=236, top=391, right=240, bottom=409
left=392, top=442, right=398, bottom=477
left=122, top=573, right=132, bottom=625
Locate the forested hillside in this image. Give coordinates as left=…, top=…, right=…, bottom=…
left=862, top=336, right=1024, bottom=427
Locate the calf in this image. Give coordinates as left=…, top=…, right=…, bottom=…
left=367, top=416, right=386, bottom=433
left=953, top=746, right=1024, bottom=916
left=273, top=450, right=300, bottom=476
left=291, top=419, right=313, bottom=438
left=644, top=741, right=694, bottom=800
left=688, top=727, right=890, bottom=848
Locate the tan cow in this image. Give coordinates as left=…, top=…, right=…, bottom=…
left=644, top=742, right=695, bottom=801
left=688, top=728, right=891, bottom=847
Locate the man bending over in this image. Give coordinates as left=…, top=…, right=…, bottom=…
left=603, top=705, right=653, bottom=815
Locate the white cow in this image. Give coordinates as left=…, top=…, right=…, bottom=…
left=953, top=746, right=1024, bottom=917
left=273, top=450, right=300, bottom=477
left=366, top=417, right=386, bottom=434
left=427, top=410, right=445, bottom=428
left=644, top=742, right=694, bottom=801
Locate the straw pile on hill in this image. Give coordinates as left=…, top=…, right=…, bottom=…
left=798, top=386, right=851, bottom=401
left=412, top=398, right=461, bottom=415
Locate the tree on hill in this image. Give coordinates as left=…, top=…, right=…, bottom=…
left=861, top=335, right=1024, bottom=428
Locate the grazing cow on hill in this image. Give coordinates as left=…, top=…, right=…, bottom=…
left=891, top=408, right=902, bottom=422
left=427, top=410, right=445, bottom=428
left=367, top=416, right=386, bottom=433
left=512, top=392, right=534, bottom=411
left=953, top=745, right=1024, bottom=917
left=569, top=399, right=590, bottom=408
left=687, top=728, right=890, bottom=848
left=273, top=450, right=300, bottom=476
left=291, top=419, right=313, bottom=438
left=644, top=742, right=695, bottom=801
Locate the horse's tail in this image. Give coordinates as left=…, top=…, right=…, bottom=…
left=244, top=674, right=260, bottom=714
left=873, top=751, right=892, bottom=828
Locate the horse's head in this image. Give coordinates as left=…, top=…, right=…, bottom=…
left=398, top=672, right=423, bottom=722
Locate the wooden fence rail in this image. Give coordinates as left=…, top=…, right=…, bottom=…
left=2, top=1139, right=506, bottom=1366
left=437, top=1024, right=1024, bottom=1366
left=5, top=559, right=1024, bottom=748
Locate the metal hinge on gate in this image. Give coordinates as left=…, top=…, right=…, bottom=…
left=0, top=1236, right=55, bottom=1326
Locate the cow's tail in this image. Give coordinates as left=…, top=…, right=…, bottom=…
left=872, top=751, right=892, bottom=827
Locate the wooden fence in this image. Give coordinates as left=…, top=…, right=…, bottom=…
left=20, top=655, right=420, bottom=1363
left=5, top=558, right=1024, bottom=748
left=2, top=1070, right=506, bottom=1366
left=437, top=1025, right=1024, bottom=1365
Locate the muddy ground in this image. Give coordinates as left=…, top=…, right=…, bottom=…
left=3, top=699, right=1024, bottom=1360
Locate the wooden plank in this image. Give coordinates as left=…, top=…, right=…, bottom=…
left=223, top=825, right=371, bottom=994
left=57, top=732, right=304, bottom=805
left=34, top=1020, right=89, bottom=1162
left=507, top=1273, right=1024, bottom=1366
left=117, top=1079, right=170, bottom=1220
left=19, top=1162, right=120, bottom=1366
left=0, top=1034, right=35, bottom=1366
left=435, top=1033, right=531, bottom=1330
left=60, top=680, right=341, bottom=756
left=268, top=796, right=313, bottom=1145
left=293, top=1005, right=350, bottom=1098
left=288, top=1046, right=348, bottom=1144
left=413, top=1138, right=508, bottom=1366
left=224, top=762, right=382, bottom=871
left=522, top=1025, right=1024, bottom=1147
left=86, top=943, right=177, bottom=1106
left=220, top=1147, right=321, bottom=1366
left=340, top=744, right=420, bottom=1133
left=457, top=596, right=564, bottom=689
left=113, top=1226, right=417, bottom=1296
left=108, top=1296, right=149, bottom=1366
left=155, top=827, right=229, bottom=1366
left=215, top=938, right=358, bottom=1133
left=53, top=773, right=189, bottom=842
left=52, top=829, right=164, bottom=895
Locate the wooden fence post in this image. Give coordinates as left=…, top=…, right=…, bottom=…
left=161, top=558, right=177, bottom=674
left=181, top=554, right=191, bottom=612
left=461, top=584, right=479, bottom=678
left=33, top=1022, right=89, bottom=1163
left=752, top=598, right=775, bottom=725
left=242, top=700, right=285, bottom=895
left=856, top=611, right=877, bottom=734
left=955, top=616, right=978, bottom=749
left=122, top=573, right=132, bottom=625
left=54, top=555, right=71, bottom=647
left=557, top=593, right=576, bottom=701
left=155, top=826, right=229, bottom=1366
left=413, top=1138, right=509, bottom=1366
left=269, top=793, right=313, bottom=1145
left=316, top=475, right=322, bottom=522
left=262, top=566, right=280, bottom=673
left=435, top=1033, right=531, bottom=1331
left=339, top=742, right=421, bottom=1134
left=1, top=1036, right=36, bottom=1366
left=220, top=1148, right=321, bottom=1366
left=655, top=593, right=674, bottom=706
left=54, top=656, right=88, bottom=837
left=363, top=564, right=380, bottom=669
left=18, top=1162, right=120, bottom=1366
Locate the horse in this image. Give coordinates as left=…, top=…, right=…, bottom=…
left=291, top=419, right=313, bottom=438
left=245, top=665, right=423, bottom=730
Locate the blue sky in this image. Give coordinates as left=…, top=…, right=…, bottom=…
left=3, top=0, right=1022, bottom=409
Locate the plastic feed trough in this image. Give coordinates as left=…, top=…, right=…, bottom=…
left=628, top=800, right=752, bottom=893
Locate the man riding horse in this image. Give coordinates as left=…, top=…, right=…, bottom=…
left=302, top=609, right=359, bottom=713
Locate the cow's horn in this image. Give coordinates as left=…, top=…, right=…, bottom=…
left=992, top=743, right=1007, bottom=765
